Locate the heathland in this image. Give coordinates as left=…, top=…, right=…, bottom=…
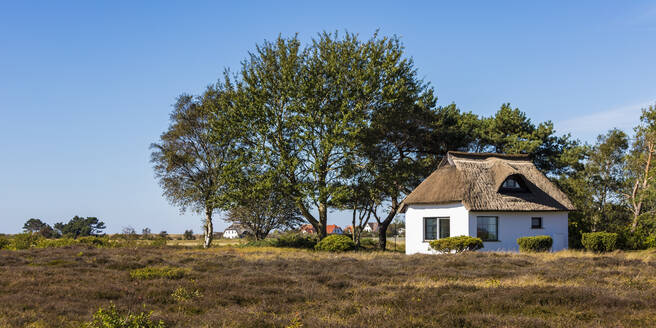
left=1, top=245, right=655, bottom=327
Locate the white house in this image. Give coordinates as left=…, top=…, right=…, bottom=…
left=223, top=224, right=249, bottom=239
left=401, top=151, right=575, bottom=254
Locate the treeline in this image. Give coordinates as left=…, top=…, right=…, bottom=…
left=151, top=31, right=655, bottom=250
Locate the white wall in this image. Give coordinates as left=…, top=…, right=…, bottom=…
left=405, top=204, right=569, bottom=254
left=405, top=203, right=469, bottom=254
left=468, top=211, right=569, bottom=252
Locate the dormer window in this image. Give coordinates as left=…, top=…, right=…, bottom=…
left=500, top=175, right=528, bottom=193
left=502, top=177, right=521, bottom=189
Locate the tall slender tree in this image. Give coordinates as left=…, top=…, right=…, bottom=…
left=151, top=80, right=241, bottom=248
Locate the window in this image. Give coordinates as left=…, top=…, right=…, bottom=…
left=477, top=216, right=498, bottom=241
left=424, top=218, right=437, bottom=240
left=439, top=218, right=450, bottom=238
left=502, top=178, right=521, bottom=189
left=531, top=217, right=542, bottom=229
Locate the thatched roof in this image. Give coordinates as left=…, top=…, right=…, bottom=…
left=399, top=151, right=575, bottom=213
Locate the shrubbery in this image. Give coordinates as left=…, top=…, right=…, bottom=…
left=36, top=238, right=78, bottom=248
left=428, top=236, right=483, bottom=253
left=240, top=232, right=318, bottom=249
left=314, top=234, right=355, bottom=252
left=10, top=233, right=40, bottom=250
left=581, top=232, right=618, bottom=252
left=517, top=235, right=553, bottom=252
left=646, top=234, right=656, bottom=249
left=86, top=304, right=165, bottom=328
left=0, top=236, right=10, bottom=249
left=130, top=266, right=188, bottom=280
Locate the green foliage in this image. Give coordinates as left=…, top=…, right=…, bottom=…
left=0, top=236, right=9, bottom=249
left=35, top=238, right=78, bottom=248
left=428, top=236, right=483, bottom=253
left=86, top=304, right=165, bottom=328
left=275, top=232, right=318, bottom=249
left=78, top=236, right=111, bottom=247
left=646, top=234, right=656, bottom=249
left=130, top=266, right=187, bottom=280
left=150, top=237, right=167, bottom=247
left=517, top=236, right=553, bottom=252
left=582, top=232, right=618, bottom=252
left=23, top=218, right=59, bottom=238
left=171, top=287, right=202, bottom=303
left=10, top=233, right=41, bottom=250
left=54, top=216, right=106, bottom=239
left=314, top=234, right=355, bottom=252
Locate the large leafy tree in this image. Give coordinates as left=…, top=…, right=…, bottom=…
left=151, top=81, right=242, bottom=248
left=54, top=216, right=105, bottom=238
left=23, top=218, right=58, bottom=238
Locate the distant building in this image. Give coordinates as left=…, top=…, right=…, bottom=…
left=223, top=224, right=249, bottom=239
left=326, top=224, right=343, bottom=235
left=343, top=225, right=354, bottom=234
left=300, top=224, right=316, bottom=234
left=362, top=222, right=379, bottom=233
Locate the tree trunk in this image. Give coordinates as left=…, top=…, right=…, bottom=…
left=375, top=198, right=399, bottom=251
left=204, top=208, right=213, bottom=248
left=377, top=226, right=388, bottom=251
left=318, top=203, right=328, bottom=239
left=631, top=142, right=653, bottom=232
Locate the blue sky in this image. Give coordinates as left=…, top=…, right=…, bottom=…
left=1, top=1, right=655, bottom=234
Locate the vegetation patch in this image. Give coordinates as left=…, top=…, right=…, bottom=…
left=517, top=235, right=553, bottom=252
left=86, top=304, right=165, bottom=328
left=429, top=236, right=484, bottom=253
left=582, top=232, right=618, bottom=252
left=130, top=266, right=188, bottom=280
left=314, top=235, right=355, bottom=252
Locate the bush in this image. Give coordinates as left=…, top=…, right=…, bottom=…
left=150, top=237, right=167, bottom=247
left=241, top=239, right=278, bottom=247
left=581, top=232, right=618, bottom=252
left=359, top=238, right=378, bottom=249
left=10, top=233, right=41, bottom=250
left=314, top=234, right=355, bottom=252
left=35, top=238, right=78, bottom=248
left=276, top=232, right=318, bottom=249
left=183, top=230, right=195, bottom=240
left=130, top=266, right=188, bottom=280
left=78, top=236, right=112, bottom=248
left=428, top=236, right=483, bottom=253
left=517, top=235, right=553, bottom=252
left=0, top=236, right=9, bottom=249
left=86, top=304, right=165, bottom=328
left=645, top=234, right=656, bottom=249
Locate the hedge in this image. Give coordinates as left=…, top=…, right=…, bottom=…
left=314, top=234, right=355, bottom=252
left=517, top=235, right=553, bottom=252
left=581, top=232, right=618, bottom=252
left=428, top=236, right=483, bottom=253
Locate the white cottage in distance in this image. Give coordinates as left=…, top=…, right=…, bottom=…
left=401, top=151, right=575, bottom=254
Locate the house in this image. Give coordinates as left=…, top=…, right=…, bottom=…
left=343, top=225, right=354, bottom=234
left=326, top=224, right=343, bottom=235
left=362, top=222, right=379, bottom=233
left=223, top=224, right=249, bottom=239
left=300, top=224, right=315, bottom=234
left=400, top=151, right=575, bottom=254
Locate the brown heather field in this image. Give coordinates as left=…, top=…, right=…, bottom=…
left=0, top=246, right=655, bottom=328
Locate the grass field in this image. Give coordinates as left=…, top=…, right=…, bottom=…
left=0, top=246, right=655, bottom=327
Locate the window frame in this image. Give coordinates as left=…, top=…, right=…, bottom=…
left=439, top=218, right=450, bottom=239
left=476, top=216, right=499, bottom=242
left=423, top=217, right=438, bottom=241
left=531, top=217, right=543, bottom=229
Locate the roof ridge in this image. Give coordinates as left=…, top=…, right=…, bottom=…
left=447, top=151, right=531, bottom=161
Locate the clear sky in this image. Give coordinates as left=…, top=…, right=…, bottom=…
left=1, top=1, right=655, bottom=234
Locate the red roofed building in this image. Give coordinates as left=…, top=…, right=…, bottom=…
left=300, top=224, right=315, bottom=234
left=343, top=225, right=354, bottom=234
left=326, top=225, right=343, bottom=235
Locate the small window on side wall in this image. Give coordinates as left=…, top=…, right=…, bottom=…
left=424, top=218, right=437, bottom=240
left=531, top=217, right=542, bottom=229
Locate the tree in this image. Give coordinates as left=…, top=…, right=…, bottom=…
left=22, top=218, right=58, bottom=238
left=54, top=216, right=106, bottom=238
left=236, top=32, right=384, bottom=238
left=225, top=178, right=303, bottom=240
left=141, top=227, right=152, bottom=240
left=151, top=80, right=242, bottom=248
left=183, top=230, right=195, bottom=240
left=625, top=104, right=656, bottom=232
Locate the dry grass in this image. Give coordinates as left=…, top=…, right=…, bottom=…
left=0, top=246, right=655, bottom=327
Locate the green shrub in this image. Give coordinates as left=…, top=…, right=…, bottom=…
left=78, top=236, right=111, bottom=248
left=581, top=232, right=618, bottom=252
left=130, top=266, right=188, bottom=280
left=517, top=235, right=553, bottom=252
left=428, top=236, right=484, bottom=253
left=359, top=238, right=378, bottom=249
left=645, top=234, right=656, bottom=249
left=150, top=237, right=167, bottom=247
left=10, top=233, right=41, bottom=250
left=276, top=232, right=318, bottom=249
left=35, top=238, right=78, bottom=248
left=314, top=234, right=355, bottom=252
left=86, top=304, right=165, bottom=328
left=0, top=236, right=9, bottom=249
